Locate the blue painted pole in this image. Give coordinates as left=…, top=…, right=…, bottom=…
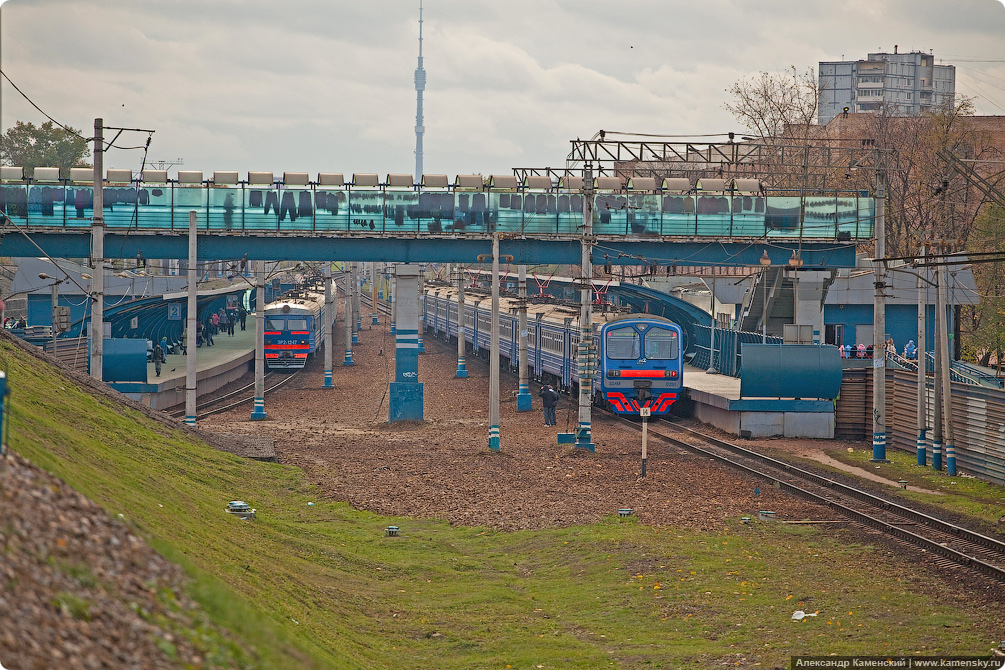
left=488, top=234, right=501, bottom=451
left=932, top=437, right=942, bottom=471
left=0, top=371, right=7, bottom=455
left=917, top=428, right=926, bottom=466
left=390, top=272, right=397, bottom=335
left=323, top=264, right=334, bottom=388
left=516, top=264, right=532, bottom=411
left=417, top=266, right=425, bottom=353
left=946, top=442, right=957, bottom=476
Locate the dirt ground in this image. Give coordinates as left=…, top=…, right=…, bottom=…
left=203, top=315, right=835, bottom=531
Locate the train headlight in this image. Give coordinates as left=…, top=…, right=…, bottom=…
left=607, top=370, right=620, bottom=378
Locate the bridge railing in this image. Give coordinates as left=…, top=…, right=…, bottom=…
left=0, top=180, right=875, bottom=240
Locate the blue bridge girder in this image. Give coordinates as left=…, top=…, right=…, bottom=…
left=0, top=232, right=858, bottom=269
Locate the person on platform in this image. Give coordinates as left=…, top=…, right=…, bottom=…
left=539, top=384, right=559, bottom=427
left=152, top=342, right=164, bottom=377
left=238, top=305, right=247, bottom=331
left=886, top=338, right=896, bottom=356
left=856, top=343, right=866, bottom=359
left=14, top=316, right=26, bottom=329
left=904, top=340, right=917, bottom=359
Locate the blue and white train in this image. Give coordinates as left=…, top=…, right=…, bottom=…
left=422, top=287, right=684, bottom=415
left=263, top=289, right=328, bottom=370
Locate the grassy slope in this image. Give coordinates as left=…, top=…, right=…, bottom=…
left=2, top=340, right=1001, bottom=669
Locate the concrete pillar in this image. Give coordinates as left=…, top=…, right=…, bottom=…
left=390, top=264, right=423, bottom=422
left=251, top=260, right=267, bottom=420
left=576, top=166, right=595, bottom=451
left=185, top=211, right=198, bottom=426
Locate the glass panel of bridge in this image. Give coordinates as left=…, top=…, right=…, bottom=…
left=492, top=192, right=524, bottom=233
left=803, top=196, right=840, bottom=239
left=1, top=183, right=29, bottom=225
left=627, top=194, right=660, bottom=236
left=452, top=192, right=489, bottom=233
left=660, top=196, right=696, bottom=235
left=520, top=192, right=560, bottom=235
left=242, top=186, right=279, bottom=230
left=730, top=195, right=768, bottom=236
left=556, top=193, right=582, bottom=234
left=315, top=189, right=349, bottom=231
left=172, top=183, right=209, bottom=229
left=23, top=183, right=65, bottom=227
left=695, top=195, right=733, bottom=237
left=139, top=183, right=173, bottom=229
left=385, top=191, right=419, bottom=233
left=416, top=191, right=453, bottom=234
left=764, top=197, right=803, bottom=238
left=856, top=197, right=874, bottom=238
left=208, top=186, right=241, bottom=231
left=348, top=191, right=384, bottom=233
left=595, top=195, right=629, bottom=235
left=274, top=188, right=314, bottom=232
left=101, top=186, right=141, bottom=228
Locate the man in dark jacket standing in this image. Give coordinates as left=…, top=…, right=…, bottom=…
left=539, top=384, right=559, bottom=426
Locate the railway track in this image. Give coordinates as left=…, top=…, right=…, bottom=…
left=619, top=416, right=1005, bottom=583
left=166, top=371, right=301, bottom=420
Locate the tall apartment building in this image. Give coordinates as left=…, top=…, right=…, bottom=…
left=818, top=47, right=956, bottom=125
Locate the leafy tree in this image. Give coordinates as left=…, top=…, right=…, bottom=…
left=0, top=120, right=89, bottom=177
left=962, top=204, right=1005, bottom=367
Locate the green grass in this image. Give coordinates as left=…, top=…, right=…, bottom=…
left=827, top=447, right=1005, bottom=534
left=1, top=340, right=1002, bottom=668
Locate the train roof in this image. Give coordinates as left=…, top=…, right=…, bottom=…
left=264, top=290, right=325, bottom=314
left=425, top=286, right=643, bottom=331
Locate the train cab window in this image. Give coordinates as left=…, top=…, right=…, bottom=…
left=644, top=329, right=679, bottom=360
left=605, top=327, right=640, bottom=359
left=266, top=318, right=286, bottom=330
left=287, top=318, right=308, bottom=331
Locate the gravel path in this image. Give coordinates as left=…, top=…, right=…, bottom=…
left=204, top=314, right=831, bottom=531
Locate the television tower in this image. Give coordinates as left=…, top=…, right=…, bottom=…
left=414, top=0, right=426, bottom=181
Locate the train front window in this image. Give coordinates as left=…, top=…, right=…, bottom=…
left=605, top=327, right=640, bottom=359
left=287, top=318, right=308, bottom=331
left=266, top=318, right=286, bottom=330
left=644, top=329, right=679, bottom=360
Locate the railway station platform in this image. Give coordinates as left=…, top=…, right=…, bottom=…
left=108, top=315, right=257, bottom=410
left=683, top=364, right=835, bottom=439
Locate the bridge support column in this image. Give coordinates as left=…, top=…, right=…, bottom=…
left=324, top=263, right=334, bottom=388
left=575, top=166, right=596, bottom=452
left=516, top=265, right=531, bottom=411
left=937, top=263, right=956, bottom=476
left=390, top=264, right=423, bottom=422
left=251, top=260, right=268, bottom=420
left=344, top=264, right=354, bottom=366
left=455, top=267, right=467, bottom=378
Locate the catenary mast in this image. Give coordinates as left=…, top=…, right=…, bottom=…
left=414, top=1, right=426, bottom=180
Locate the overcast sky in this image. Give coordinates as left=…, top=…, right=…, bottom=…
left=1, top=0, right=1004, bottom=179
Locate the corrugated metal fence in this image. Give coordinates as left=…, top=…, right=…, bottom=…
left=836, top=368, right=1005, bottom=486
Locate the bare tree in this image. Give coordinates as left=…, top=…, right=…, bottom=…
left=724, top=66, right=820, bottom=142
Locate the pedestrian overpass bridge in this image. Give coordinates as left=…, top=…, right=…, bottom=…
left=0, top=168, right=873, bottom=268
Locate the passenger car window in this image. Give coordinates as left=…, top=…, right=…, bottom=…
left=644, top=328, right=679, bottom=360
left=605, top=327, right=640, bottom=359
